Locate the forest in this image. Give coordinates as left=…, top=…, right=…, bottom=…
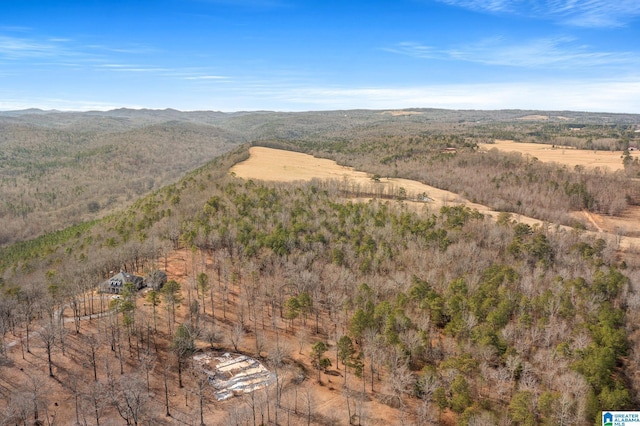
left=0, top=108, right=640, bottom=425
left=2, top=108, right=639, bottom=246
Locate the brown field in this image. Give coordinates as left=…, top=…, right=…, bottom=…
left=516, top=115, right=571, bottom=121
left=479, top=139, right=640, bottom=172
left=480, top=140, right=640, bottom=243
left=231, top=147, right=488, bottom=212
left=517, top=115, right=550, bottom=121
left=380, top=110, right=424, bottom=116
left=231, top=146, right=640, bottom=252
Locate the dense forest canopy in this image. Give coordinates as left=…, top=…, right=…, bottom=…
left=0, top=108, right=639, bottom=425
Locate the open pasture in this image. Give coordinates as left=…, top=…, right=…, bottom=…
left=480, top=139, right=639, bottom=172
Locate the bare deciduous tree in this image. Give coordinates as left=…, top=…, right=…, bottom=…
left=37, top=320, right=57, bottom=377
left=83, top=380, right=107, bottom=426
left=108, top=373, right=149, bottom=426
left=228, top=323, right=245, bottom=352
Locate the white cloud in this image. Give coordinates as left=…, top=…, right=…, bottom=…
left=240, top=79, right=640, bottom=113
left=2, top=73, right=639, bottom=114
left=544, top=0, right=640, bottom=27
left=0, top=26, right=32, bottom=33
left=183, top=75, right=229, bottom=80
left=87, top=44, right=157, bottom=55
left=436, top=0, right=640, bottom=27
left=105, top=67, right=174, bottom=73
left=0, top=34, right=158, bottom=66
left=94, top=64, right=231, bottom=81
left=385, top=37, right=637, bottom=69
left=437, top=0, right=514, bottom=13
left=0, top=35, right=68, bottom=58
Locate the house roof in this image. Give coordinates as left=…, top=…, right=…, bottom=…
left=110, top=271, right=142, bottom=283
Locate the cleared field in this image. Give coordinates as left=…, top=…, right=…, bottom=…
left=480, top=139, right=639, bottom=172
left=231, top=147, right=489, bottom=212
left=380, top=110, right=424, bottom=116
left=231, top=146, right=640, bottom=252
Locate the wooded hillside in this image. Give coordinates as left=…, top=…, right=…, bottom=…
left=0, top=108, right=639, bottom=425
left=2, top=108, right=639, bottom=246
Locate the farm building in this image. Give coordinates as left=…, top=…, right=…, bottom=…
left=99, top=271, right=144, bottom=294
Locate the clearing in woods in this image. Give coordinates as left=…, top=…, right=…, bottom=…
left=479, top=139, right=640, bottom=238
left=479, top=139, right=639, bottom=172
left=231, top=146, right=640, bottom=248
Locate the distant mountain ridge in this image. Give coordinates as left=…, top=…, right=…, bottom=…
left=2, top=107, right=640, bottom=124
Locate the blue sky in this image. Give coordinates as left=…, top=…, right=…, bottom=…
left=1, top=0, right=639, bottom=112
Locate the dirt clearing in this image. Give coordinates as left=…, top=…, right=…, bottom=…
left=193, top=352, right=276, bottom=401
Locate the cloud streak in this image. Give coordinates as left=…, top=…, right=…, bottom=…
left=385, top=37, right=638, bottom=69
left=0, top=33, right=231, bottom=84
left=435, top=0, right=640, bottom=27
left=96, top=65, right=231, bottom=81
left=249, top=79, right=640, bottom=113
left=0, top=34, right=157, bottom=66
left=0, top=35, right=70, bottom=59
left=183, top=75, right=229, bottom=80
